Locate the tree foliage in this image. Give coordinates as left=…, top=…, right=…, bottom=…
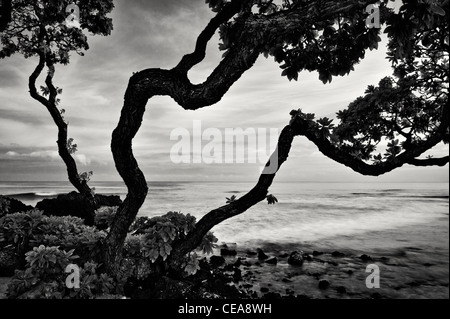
left=302, top=0, right=449, bottom=167
left=0, top=0, right=113, bottom=62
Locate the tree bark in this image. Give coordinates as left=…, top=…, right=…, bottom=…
left=28, top=52, right=95, bottom=200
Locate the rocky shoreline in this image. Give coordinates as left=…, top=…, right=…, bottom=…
left=120, top=242, right=449, bottom=300
left=1, top=242, right=448, bottom=300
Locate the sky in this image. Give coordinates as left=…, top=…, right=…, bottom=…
left=0, top=0, right=448, bottom=184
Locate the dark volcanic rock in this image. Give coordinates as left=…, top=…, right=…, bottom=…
left=221, top=248, right=237, bottom=256
left=312, top=250, right=324, bottom=256
left=0, top=196, right=33, bottom=218
left=95, top=194, right=122, bottom=207
left=360, top=254, right=373, bottom=262
left=371, top=292, right=383, bottom=299
left=336, top=286, right=347, bottom=294
left=265, top=257, right=278, bottom=265
left=36, top=192, right=96, bottom=226
left=210, top=256, right=226, bottom=267
left=319, top=280, right=331, bottom=290
left=233, top=268, right=242, bottom=283
left=234, top=258, right=243, bottom=267
left=257, top=248, right=269, bottom=260
left=331, top=251, right=345, bottom=257
left=287, top=251, right=304, bottom=266
left=263, top=292, right=282, bottom=299
left=35, top=192, right=122, bottom=226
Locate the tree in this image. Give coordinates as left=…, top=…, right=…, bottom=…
left=104, top=0, right=448, bottom=275
left=0, top=0, right=114, bottom=200
left=0, top=0, right=12, bottom=31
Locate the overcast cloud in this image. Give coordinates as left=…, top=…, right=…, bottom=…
left=0, top=0, right=448, bottom=183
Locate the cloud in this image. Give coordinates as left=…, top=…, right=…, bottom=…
left=5, top=150, right=59, bottom=160
left=0, top=1, right=447, bottom=183
left=0, top=65, right=23, bottom=88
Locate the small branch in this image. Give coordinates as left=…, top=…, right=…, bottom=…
left=407, top=156, right=449, bottom=167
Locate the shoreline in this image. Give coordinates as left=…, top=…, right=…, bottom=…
left=205, top=243, right=450, bottom=299
left=1, top=243, right=448, bottom=300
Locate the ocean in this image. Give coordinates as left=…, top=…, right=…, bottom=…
left=1, top=181, right=449, bottom=298
left=1, top=181, right=448, bottom=250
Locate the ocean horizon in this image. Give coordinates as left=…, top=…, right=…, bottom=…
left=1, top=180, right=448, bottom=248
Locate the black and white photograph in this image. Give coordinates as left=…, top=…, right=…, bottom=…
left=0, top=0, right=448, bottom=314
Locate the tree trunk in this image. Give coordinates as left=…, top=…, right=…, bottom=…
left=28, top=52, right=95, bottom=202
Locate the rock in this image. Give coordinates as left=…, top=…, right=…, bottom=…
left=220, top=248, right=237, bottom=256
left=286, top=289, right=295, bottom=295
left=328, top=261, right=339, bottom=266
left=223, top=263, right=235, bottom=272
left=0, top=246, right=22, bottom=276
left=282, top=278, right=292, bottom=283
left=287, top=251, right=304, bottom=266
left=256, top=248, right=269, bottom=260
left=303, top=254, right=313, bottom=261
left=210, top=256, right=226, bottom=267
left=311, top=273, right=321, bottom=279
left=233, top=268, right=242, bottom=283
left=331, top=251, right=345, bottom=257
left=33, top=192, right=122, bottom=227
left=318, top=280, right=330, bottom=290
left=371, top=292, right=383, bottom=299
left=94, top=194, right=122, bottom=207
left=312, top=250, right=324, bottom=256
left=360, top=254, right=373, bottom=262
left=246, top=251, right=257, bottom=256
left=265, top=257, right=278, bottom=265
left=0, top=196, right=33, bottom=218
left=260, top=287, right=269, bottom=293
left=263, top=292, right=282, bottom=299
left=336, top=286, right=347, bottom=294
left=347, top=270, right=354, bottom=275
left=234, top=258, right=243, bottom=268
left=35, top=192, right=96, bottom=226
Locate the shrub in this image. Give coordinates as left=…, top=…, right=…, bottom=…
left=0, top=210, right=44, bottom=253
left=94, top=206, right=117, bottom=231
left=7, top=246, right=121, bottom=299
left=126, top=212, right=218, bottom=277
left=7, top=245, right=78, bottom=298
left=0, top=211, right=106, bottom=264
